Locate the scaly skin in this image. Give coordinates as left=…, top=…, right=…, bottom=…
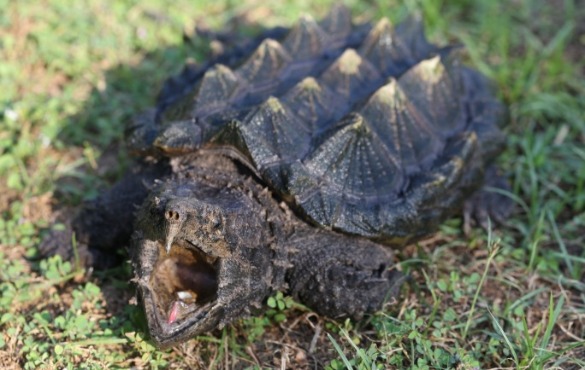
left=130, top=153, right=403, bottom=347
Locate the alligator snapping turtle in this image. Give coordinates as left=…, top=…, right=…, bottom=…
left=41, top=6, right=509, bottom=347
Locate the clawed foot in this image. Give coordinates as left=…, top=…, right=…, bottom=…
left=463, top=166, right=514, bottom=234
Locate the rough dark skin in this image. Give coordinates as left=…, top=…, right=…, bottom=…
left=129, top=153, right=404, bottom=346
left=40, top=5, right=510, bottom=347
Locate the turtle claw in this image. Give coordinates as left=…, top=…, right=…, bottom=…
left=463, top=166, right=514, bottom=234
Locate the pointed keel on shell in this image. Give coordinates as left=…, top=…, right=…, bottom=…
left=283, top=15, right=328, bottom=59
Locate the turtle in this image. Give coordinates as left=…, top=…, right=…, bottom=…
left=40, top=5, right=510, bottom=347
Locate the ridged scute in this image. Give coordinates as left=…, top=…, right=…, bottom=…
left=237, top=96, right=311, bottom=168
left=134, top=6, right=506, bottom=242
left=358, top=79, right=444, bottom=174
left=282, top=77, right=335, bottom=130
left=398, top=55, right=465, bottom=136
left=283, top=15, right=328, bottom=60
left=359, top=17, right=436, bottom=75
left=320, top=49, right=382, bottom=101
left=193, top=65, right=240, bottom=114
left=319, top=3, right=352, bottom=43
left=304, top=113, right=403, bottom=200
left=237, top=39, right=291, bottom=90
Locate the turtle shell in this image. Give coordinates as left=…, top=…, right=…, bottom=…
left=126, top=5, right=506, bottom=243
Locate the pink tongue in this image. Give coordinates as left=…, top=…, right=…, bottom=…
left=167, top=301, right=180, bottom=324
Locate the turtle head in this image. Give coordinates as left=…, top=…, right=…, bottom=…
left=131, top=179, right=277, bottom=347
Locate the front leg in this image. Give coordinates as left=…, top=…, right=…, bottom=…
left=39, top=160, right=170, bottom=269
left=285, top=230, right=404, bottom=320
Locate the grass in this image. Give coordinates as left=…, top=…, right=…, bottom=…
left=1, top=0, right=584, bottom=368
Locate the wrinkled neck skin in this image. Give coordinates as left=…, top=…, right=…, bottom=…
left=131, top=152, right=399, bottom=347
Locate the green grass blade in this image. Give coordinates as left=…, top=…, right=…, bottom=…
left=463, top=223, right=499, bottom=340
left=488, top=308, right=519, bottom=365
left=328, top=333, right=354, bottom=370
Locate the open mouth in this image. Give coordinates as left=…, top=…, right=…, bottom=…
left=149, top=240, right=219, bottom=327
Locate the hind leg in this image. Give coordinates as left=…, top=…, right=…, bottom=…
left=463, top=166, right=514, bottom=234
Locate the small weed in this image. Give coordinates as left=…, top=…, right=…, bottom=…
left=266, top=291, right=295, bottom=323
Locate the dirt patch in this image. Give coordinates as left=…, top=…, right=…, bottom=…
left=0, top=189, right=19, bottom=215
left=22, top=193, right=54, bottom=224
left=0, top=345, right=22, bottom=370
